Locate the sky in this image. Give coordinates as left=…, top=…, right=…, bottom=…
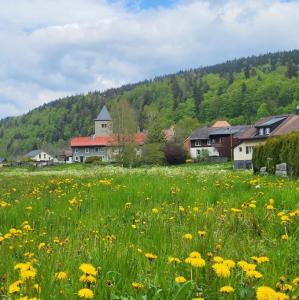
left=0, top=0, right=299, bottom=119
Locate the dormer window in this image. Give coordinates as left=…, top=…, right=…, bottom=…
left=259, top=128, right=264, bottom=136
left=265, top=128, right=270, bottom=135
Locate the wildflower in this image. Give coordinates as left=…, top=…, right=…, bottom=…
left=212, top=263, right=230, bottom=278
left=144, top=253, right=157, bottom=261
left=131, top=224, right=137, bottom=229
left=151, top=208, right=158, bottom=214
left=292, top=277, right=299, bottom=285
left=132, top=282, right=144, bottom=289
left=213, top=256, right=223, bottom=263
left=223, top=260, right=235, bottom=269
left=79, top=264, right=97, bottom=276
left=219, top=286, right=234, bottom=293
left=251, top=256, right=270, bottom=264
left=188, top=257, right=206, bottom=268
left=266, top=204, right=275, bottom=210
left=189, top=251, right=201, bottom=258
left=246, top=270, right=263, bottom=279
left=183, top=233, right=193, bottom=240
left=198, top=231, right=206, bottom=237
left=231, top=208, right=242, bottom=213
left=80, top=275, right=96, bottom=284
left=168, top=256, right=182, bottom=264
left=20, top=269, right=36, bottom=280
left=175, top=276, right=187, bottom=283
left=193, top=207, right=199, bottom=213
left=281, top=234, right=289, bottom=241
left=55, top=272, right=68, bottom=280
left=8, top=280, right=22, bottom=294
left=179, top=206, right=185, bottom=212
left=78, top=288, right=94, bottom=299
left=38, top=243, right=46, bottom=250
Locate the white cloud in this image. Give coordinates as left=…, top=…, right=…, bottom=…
left=0, top=0, right=299, bottom=118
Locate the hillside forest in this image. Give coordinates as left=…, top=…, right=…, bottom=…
left=0, top=50, right=299, bottom=157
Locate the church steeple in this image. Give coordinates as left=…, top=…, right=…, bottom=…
left=95, top=105, right=113, bottom=136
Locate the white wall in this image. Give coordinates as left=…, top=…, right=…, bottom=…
left=234, top=140, right=265, bottom=161
left=190, top=146, right=219, bottom=159
left=32, top=152, right=54, bottom=162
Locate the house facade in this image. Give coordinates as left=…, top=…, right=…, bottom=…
left=188, top=122, right=249, bottom=161
left=70, top=106, right=145, bottom=163
left=25, top=150, right=54, bottom=166
left=233, top=111, right=299, bottom=169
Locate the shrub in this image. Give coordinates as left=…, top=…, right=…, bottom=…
left=163, top=143, right=186, bottom=165
left=85, top=156, right=102, bottom=164
left=252, top=131, right=299, bottom=177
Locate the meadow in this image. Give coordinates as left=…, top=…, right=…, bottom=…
left=0, top=164, right=298, bottom=299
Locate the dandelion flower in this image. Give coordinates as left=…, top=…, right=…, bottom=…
left=183, top=233, right=193, bottom=240
left=219, top=286, right=234, bottom=293
left=145, top=253, right=157, bottom=261
left=212, top=263, right=230, bottom=278
left=175, top=276, right=187, bottom=283
left=151, top=208, right=158, bottom=214
left=79, top=264, right=97, bottom=276
left=55, top=272, right=68, bottom=280
left=78, top=288, right=94, bottom=299
left=132, top=282, right=144, bottom=289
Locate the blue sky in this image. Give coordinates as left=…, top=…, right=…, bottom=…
left=0, top=0, right=299, bottom=119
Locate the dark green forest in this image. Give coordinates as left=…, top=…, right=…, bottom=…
left=0, top=50, right=299, bottom=157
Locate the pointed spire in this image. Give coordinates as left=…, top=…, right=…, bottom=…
left=95, top=105, right=112, bottom=121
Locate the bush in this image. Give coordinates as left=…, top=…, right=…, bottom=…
left=142, top=143, right=165, bottom=165
left=163, top=143, right=186, bottom=165
left=85, top=156, right=102, bottom=164
left=252, top=131, right=299, bottom=177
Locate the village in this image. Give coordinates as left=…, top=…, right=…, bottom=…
left=1, top=105, right=299, bottom=171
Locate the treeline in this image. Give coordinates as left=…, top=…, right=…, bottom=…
left=0, top=50, right=299, bottom=157
left=253, top=132, right=299, bottom=177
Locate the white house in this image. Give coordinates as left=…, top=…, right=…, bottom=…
left=25, top=150, right=54, bottom=166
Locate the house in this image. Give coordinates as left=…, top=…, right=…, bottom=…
left=187, top=122, right=249, bottom=161
left=60, top=150, right=73, bottom=164
left=25, top=150, right=54, bottom=166
left=70, top=105, right=146, bottom=163
left=233, top=109, right=299, bottom=169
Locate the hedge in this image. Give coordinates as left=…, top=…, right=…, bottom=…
left=252, top=131, right=299, bottom=177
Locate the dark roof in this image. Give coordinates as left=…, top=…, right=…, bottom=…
left=25, top=150, right=43, bottom=157
left=95, top=105, right=112, bottom=121
left=189, top=125, right=250, bottom=140
left=237, top=114, right=299, bottom=140
left=255, top=116, right=287, bottom=128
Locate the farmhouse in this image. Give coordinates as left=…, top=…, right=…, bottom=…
left=186, top=121, right=249, bottom=161
left=70, top=106, right=146, bottom=163
left=233, top=109, right=299, bottom=169
left=25, top=150, right=54, bottom=166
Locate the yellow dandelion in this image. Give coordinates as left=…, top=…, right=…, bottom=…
left=175, top=276, right=187, bottom=283
left=79, top=264, right=97, bottom=276
left=219, top=286, right=234, bottom=293
left=78, top=288, right=94, bottom=299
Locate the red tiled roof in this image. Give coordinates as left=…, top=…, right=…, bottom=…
left=70, top=132, right=146, bottom=147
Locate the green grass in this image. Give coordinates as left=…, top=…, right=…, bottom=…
left=0, top=164, right=298, bottom=299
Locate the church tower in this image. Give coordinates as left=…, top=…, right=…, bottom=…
left=95, top=105, right=113, bottom=136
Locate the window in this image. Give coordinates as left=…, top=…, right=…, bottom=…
left=259, top=128, right=264, bottom=136
left=75, top=148, right=79, bottom=154
left=101, top=123, right=107, bottom=128
left=44, top=154, right=46, bottom=159
left=239, top=147, right=242, bottom=152
left=39, top=154, right=41, bottom=159
left=194, top=140, right=201, bottom=147
left=265, top=127, right=270, bottom=135
left=207, top=139, right=211, bottom=146
left=100, top=147, right=104, bottom=153
left=211, top=138, right=216, bottom=144
left=85, top=148, right=89, bottom=153
left=75, top=156, right=79, bottom=161
left=95, top=147, right=99, bottom=153
left=246, top=146, right=252, bottom=154
left=197, top=149, right=201, bottom=156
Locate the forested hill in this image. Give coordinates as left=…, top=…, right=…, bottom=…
left=1, top=50, right=299, bottom=157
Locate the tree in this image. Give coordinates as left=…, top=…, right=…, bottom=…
left=146, top=121, right=166, bottom=144
left=110, top=99, right=137, bottom=165
left=286, top=62, right=298, bottom=78
left=257, top=103, right=270, bottom=119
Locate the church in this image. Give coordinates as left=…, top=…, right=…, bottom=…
left=70, top=106, right=146, bottom=162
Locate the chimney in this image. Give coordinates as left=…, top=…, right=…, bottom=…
left=296, top=105, right=299, bottom=115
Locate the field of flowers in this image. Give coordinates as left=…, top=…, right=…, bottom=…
left=0, top=165, right=298, bottom=299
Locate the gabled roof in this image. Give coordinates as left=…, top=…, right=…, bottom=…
left=70, top=132, right=146, bottom=147
left=211, top=120, right=231, bottom=128
left=25, top=150, right=43, bottom=157
left=237, top=114, right=299, bottom=140
left=95, top=105, right=112, bottom=121
left=189, top=125, right=249, bottom=140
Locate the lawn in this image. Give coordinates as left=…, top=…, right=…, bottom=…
left=0, top=164, right=298, bottom=299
